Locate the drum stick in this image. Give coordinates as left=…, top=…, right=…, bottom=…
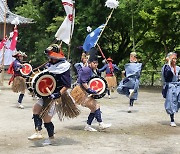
left=45, top=87, right=58, bottom=104
left=40, top=87, right=54, bottom=118
left=45, top=87, right=59, bottom=105
left=33, top=61, right=48, bottom=71
left=45, top=87, right=52, bottom=95
left=88, top=94, right=93, bottom=97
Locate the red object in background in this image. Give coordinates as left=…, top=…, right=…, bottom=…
left=10, top=27, right=18, bottom=51
left=0, top=37, right=7, bottom=50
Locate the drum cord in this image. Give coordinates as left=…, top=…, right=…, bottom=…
left=39, top=100, right=54, bottom=118
left=33, top=61, right=49, bottom=72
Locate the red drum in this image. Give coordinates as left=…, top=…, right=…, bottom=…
left=88, top=76, right=108, bottom=99
left=31, top=70, right=56, bottom=98
left=20, top=63, right=32, bottom=77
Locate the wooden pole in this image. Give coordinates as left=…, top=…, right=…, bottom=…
left=67, top=0, right=75, bottom=61
left=58, top=41, right=62, bottom=49
left=131, top=3, right=135, bottom=52
left=97, top=43, right=107, bottom=63
left=94, top=8, right=115, bottom=47
left=0, top=0, right=7, bottom=86
left=93, top=8, right=115, bottom=63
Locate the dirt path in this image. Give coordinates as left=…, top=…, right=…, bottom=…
left=0, top=81, right=180, bottom=154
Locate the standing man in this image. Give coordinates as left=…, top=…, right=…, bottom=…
left=73, top=52, right=88, bottom=85
left=28, top=44, right=76, bottom=145
left=74, top=52, right=88, bottom=71
left=98, top=57, right=120, bottom=99
left=8, top=51, right=27, bottom=109
left=161, top=52, right=180, bottom=127
left=117, top=52, right=142, bottom=113
left=71, top=47, right=111, bottom=132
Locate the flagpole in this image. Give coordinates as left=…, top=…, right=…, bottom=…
left=0, top=0, right=7, bottom=86
left=94, top=8, right=114, bottom=47
left=58, top=41, right=62, bottom=49
left=97, top=43, right=107, bottom=63
left=67, top=0, right=75, bottom=61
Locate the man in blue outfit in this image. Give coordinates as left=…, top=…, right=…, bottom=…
left=117, top=52, right=142, bottom=113
left=98, top=57, right=120, bottom=99
left=161, top=52, right=180, bottom=127
left=71, top=47, right=111, bottom=131
left=8, top=51, right=27, bottom=109
left=28, top=44, right=73, bottom=145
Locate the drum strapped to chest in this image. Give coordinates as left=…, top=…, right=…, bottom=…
left=26, top=69, right=40, bottom=93
left=26, top=70, right=57, bottom=98
left=88, top=76, right=108, bottom=99
left=20, top=63, right=33, bottom=77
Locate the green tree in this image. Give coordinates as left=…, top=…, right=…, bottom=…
left=12, top=0, right=179, bottom=71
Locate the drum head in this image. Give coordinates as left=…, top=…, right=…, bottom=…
left=33, top=72, right=56, bottom=98
left=20, top=63, right=32, bottom=77
left=88, top=76, right=108, bottom=99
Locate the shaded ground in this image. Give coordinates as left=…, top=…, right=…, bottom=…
left=0, top=81, right=180, bottom=154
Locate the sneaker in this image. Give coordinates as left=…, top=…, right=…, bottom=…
left=128, top=106, right=132, bottom=113
left=17, top=103, right=24, bottom=109
left=99, top=122, right=112, bottom=130
left=28, top=132, right=43, bottom=140
left=84, top=125, right=97, bottom=132
left=42, top=138, right=56, bottom=146
left=108, top=95, right=111, bottom=99
left=170, top=122, right=176, bottom=127
left=129, top=89, right=134, bottom=98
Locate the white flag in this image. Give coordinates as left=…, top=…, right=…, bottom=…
left=0, top=40, right=16, bottom=65
left=55, top=0, right=75, bottom=45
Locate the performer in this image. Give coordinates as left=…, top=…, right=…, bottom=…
left=28, top=44, right=76, bottom=145
left=73, top=52, right=88, bottom=85
left=71, top=47, right=111, bottom=132
left=8, top=51, right=27, bottom=109
left=74, top=52, right=88, bottom=70
left=98, top=57, right=120, bottom=99
left=161, top=52, right=180, bottom=127
left=117, top=52, right=142, bottom=113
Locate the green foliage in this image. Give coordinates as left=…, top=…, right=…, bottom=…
left=46, top=16, right=65, bottom=33
left=11, top=0, right=179, bottom=78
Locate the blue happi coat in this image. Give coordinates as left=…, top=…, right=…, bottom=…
left=13, top=59, right=23, bottom=76
left=161, top=64, right=180, bottom=114
left=98, top=63, right=120, bottom=76
left=117, top=63, right=142, bottom=100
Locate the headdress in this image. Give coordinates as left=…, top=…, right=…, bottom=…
left=44, top=44, right=65, bottom=60
left=107, top=57, right=113, bottom=62
left=130, top=52, right=137, bottom=57
left=166, top=52, right=177, bottom=58
left=12, top=50, right=27, bottom=58
left=88, top=47, right=99, bottom=62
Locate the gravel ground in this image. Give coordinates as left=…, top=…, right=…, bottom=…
left=0, top=81, right=180, bottom=154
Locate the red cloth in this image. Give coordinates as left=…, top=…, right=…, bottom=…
left=10, top=28, right=18, bottom=50
left=0, top=37, right=7, bottom=50
left=7, top=62, right=14, bottom=74
left=108, top=62, right=113, bottom=74
left=106, top=73, right=114, bottom=77
left=8, top=75, right=14, bottom=85
left=7, top=62, right=14, bottom=85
